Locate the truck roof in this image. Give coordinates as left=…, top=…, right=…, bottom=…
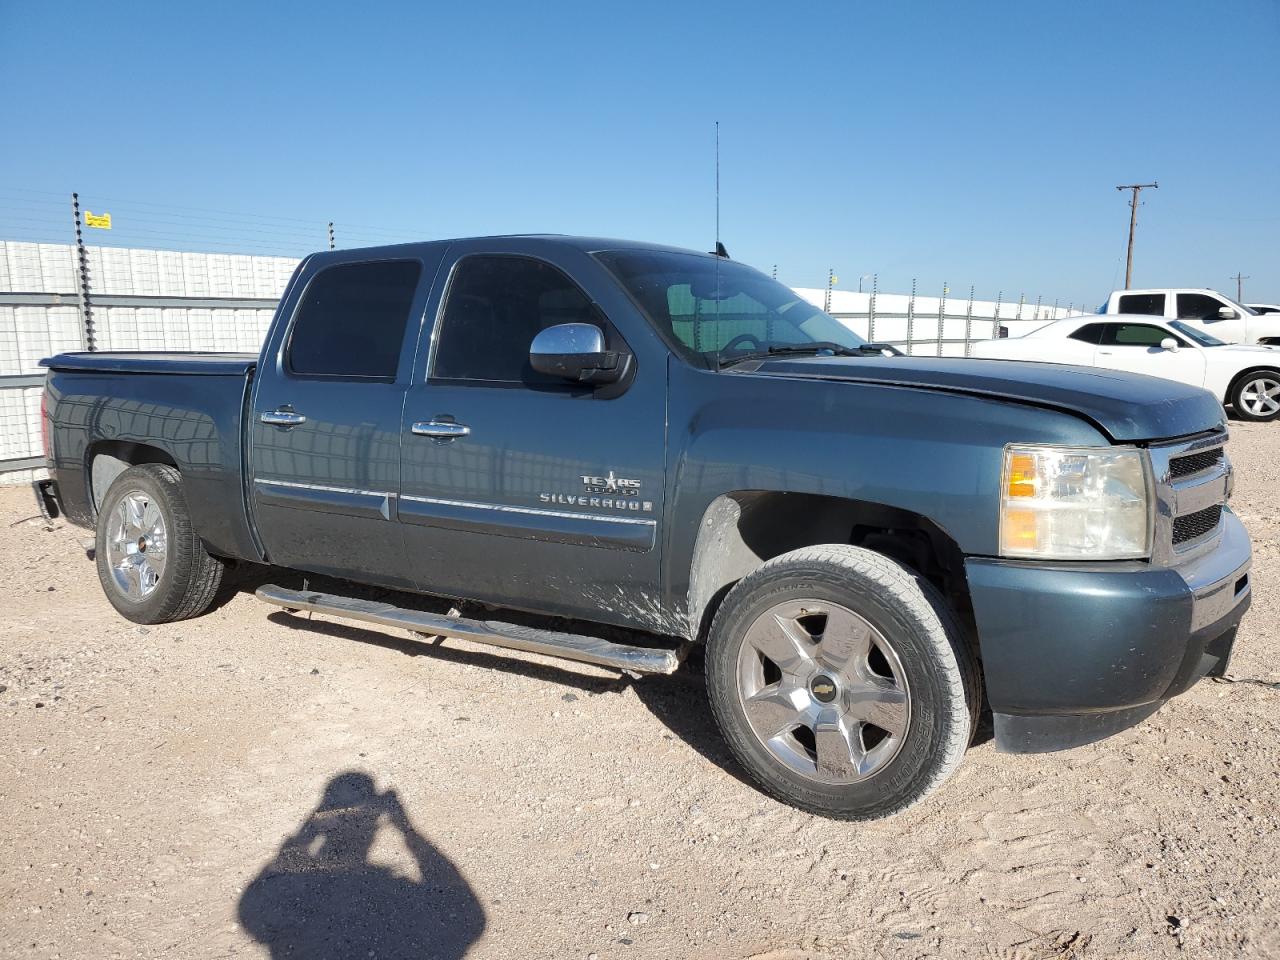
left=1112, top=287, right=1227, bottom=295
left=303, top=235, right=726, bottom=261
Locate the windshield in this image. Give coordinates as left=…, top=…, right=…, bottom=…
left=1169, top=319, right=1227, bottom=347
left=594, top=249, right=866, bottom=368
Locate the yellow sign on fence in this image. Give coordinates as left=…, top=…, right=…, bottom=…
left=84, top=211, right=112, bottom=229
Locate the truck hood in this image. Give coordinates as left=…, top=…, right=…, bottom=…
left=746, top=355, right=1226, bottom=442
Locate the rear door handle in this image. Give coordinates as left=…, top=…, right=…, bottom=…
left=412, top=420, right=471, bottom=439
left=261, top=408, right=306, bottom=427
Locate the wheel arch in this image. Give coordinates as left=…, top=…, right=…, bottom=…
left=1223, top=365, right=1280, bottom=406
left=687, top=491, right=972, bottom=647
left=86, top=440, right=179, bottom=513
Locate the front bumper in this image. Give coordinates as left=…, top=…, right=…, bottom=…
left=966, top=508, right=1251, bottom=752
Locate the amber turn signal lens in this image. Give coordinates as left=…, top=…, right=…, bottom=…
left=1001, top=508, right=1040, bottom=548
left=1006, top=453, right=1037, bottom=498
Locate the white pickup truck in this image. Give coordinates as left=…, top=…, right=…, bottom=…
left=1101, top=289, right=1280, bottom=345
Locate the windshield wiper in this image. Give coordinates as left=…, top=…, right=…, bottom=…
left=717, top=341, right=901, bottom=369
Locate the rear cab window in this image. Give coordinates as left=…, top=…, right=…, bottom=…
left=286, top=260, right=423, bottom=380
left=1068, top=323, right=1105, bottom=344
left=1117, top=293, right=1166, bottom=316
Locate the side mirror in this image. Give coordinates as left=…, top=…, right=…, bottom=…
left=1218, top=306, right=1238, bottom=320
left=1160, top=337, right=1180, bottom=352
left=530, top=323, right=626, bottom=384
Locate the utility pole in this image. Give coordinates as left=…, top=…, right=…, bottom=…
left=1116, top=182, right=1158, bottom=288
left=1230, top=272, right=1250, bottom=302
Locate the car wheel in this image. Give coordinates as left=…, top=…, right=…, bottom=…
left=705, top=544, right=978, bottom=820
left=95, top=464, right=225, bottom=623
left=1230, top=371, right=1280, bottom=422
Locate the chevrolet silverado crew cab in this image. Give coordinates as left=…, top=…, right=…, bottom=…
left=36, top=236, right=1252, bottom=820
left=1101, top=288, right=1280, bottom=344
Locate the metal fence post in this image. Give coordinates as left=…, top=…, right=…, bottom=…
left=70, top=192, right=95, bottom=351
left=1034, top=294, right=1043, bottom=322
left=868, top=274, right=878, bottom=342
left=906, top=278, right=917, bottom=355
left=937, top=281, right=947, bottom=356
left=992, top=291, right=1003, bottom=339
left=328, top=222, right=336, bottom=250
left=824, top=268, right=834, bottom=313
left=963, top=284, right=975, bottom=356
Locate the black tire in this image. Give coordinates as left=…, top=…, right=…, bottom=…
left=1229, top=370, right=1280, bottom=422
left=95, top=464, right=225, bottom=624
left=705, top=545, right=978, bottom=820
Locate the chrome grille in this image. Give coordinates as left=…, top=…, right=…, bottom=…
left=1173, top=505, right=1223, bottom=545
left=1169, top=448, right=1224, bottom=479
left=1148, top=430, right=1229, bottom=564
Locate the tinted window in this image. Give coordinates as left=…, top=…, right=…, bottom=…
left=432, top=256, right=599, bottom=383
left=287, top=260, right=422, bottom=379
left=1117, top=293, right=1165, bottom=315
left=1101, top=323, right=1184, bottom=347
left=1068, top=323, right=1105, bottom=344
left=1178, top=293, right=1229, bottom=322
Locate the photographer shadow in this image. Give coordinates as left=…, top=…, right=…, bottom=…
left=239, top=771, right=484, bottom=959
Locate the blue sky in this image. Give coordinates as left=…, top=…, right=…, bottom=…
left=1, top=0, right=1277, bottom=306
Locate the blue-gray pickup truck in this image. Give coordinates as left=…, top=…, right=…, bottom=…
left=34, top=236, right=1252, bottom=819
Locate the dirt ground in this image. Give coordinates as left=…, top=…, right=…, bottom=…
left=2, top=424, right=1279, bottom=960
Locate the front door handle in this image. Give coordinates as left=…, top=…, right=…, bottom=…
left=412, top=420, right=471, bottom=439
left=261, top=408, right=306, bottom=427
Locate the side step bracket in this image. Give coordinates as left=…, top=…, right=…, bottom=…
left=256, top=584, right=685, bottom=676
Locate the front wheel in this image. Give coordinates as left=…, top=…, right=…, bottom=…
left=1230, top=371, right=1280, bottom=422
left=705, top=545, right=978, bottom=820
left=95, top=464, right=225, bottom=623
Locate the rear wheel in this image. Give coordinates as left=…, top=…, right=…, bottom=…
left=1230, top=371, right=1280, bottom=422
left=705, top=545, right=977, bottom=820
left=95, top=464, right=225, bottom=623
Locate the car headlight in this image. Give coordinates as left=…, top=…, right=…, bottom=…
left=1000, top=444, right=1152, bottom=560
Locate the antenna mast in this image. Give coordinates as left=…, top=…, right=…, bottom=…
left=715, top=120, right=720, bottom=254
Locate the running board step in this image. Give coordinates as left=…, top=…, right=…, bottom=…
left=256, top=584, right=685, bottom=675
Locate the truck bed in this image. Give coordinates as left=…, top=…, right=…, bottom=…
left=40, top=350, right=260, bottom=563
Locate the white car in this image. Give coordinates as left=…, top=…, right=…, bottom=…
left=1100, top=288, right=1280, bottom=344
left=972, top=314, right=1280, bottom=422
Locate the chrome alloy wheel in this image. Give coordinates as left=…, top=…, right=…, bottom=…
left=1240, top=376, right=1280, bottom=418
left=106, top=491, right=168, bottom=600
left=735, top=600, right=910, bottom=784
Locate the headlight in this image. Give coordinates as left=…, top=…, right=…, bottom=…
left=1000, top=444, right=1152, bottom=560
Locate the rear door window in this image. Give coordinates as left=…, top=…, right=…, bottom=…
left=287, top=260, right=423, bottom=379
left=1117, top=293, right=1165, bottom=316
